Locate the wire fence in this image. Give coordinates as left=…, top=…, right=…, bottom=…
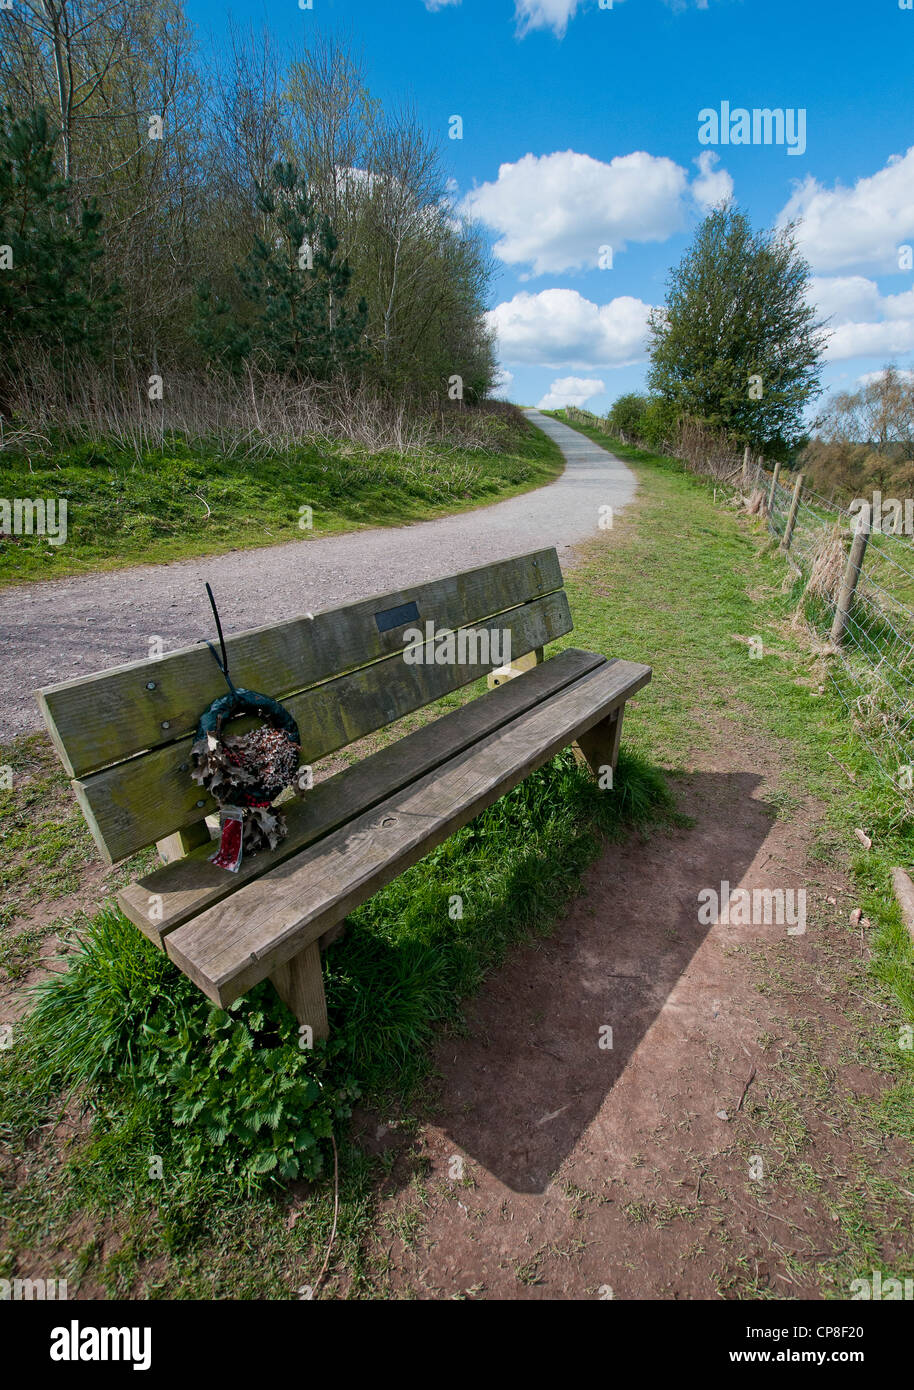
left=564, top=405, right=914, bottom=802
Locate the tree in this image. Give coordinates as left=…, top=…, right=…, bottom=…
left=0, top=105, right=117, bottom=401
left=194, top=161, right=366, bottom=380
left=0, top=0, right=134, bottom=192
left=1, top=0, right=210, bottom=363
left=820, top=366, right=914, bottom=451
left=800, top=366, right=914, bottom=502
left=207, top=17, right=286, bottom=247
left=648, top=206, right=828, bottom=459
left=0, top=7, right=496, bottom=410
left=636, top=397, right=678, bottom=451
left=284, top=39, right=495, bottom=398
left=607, top=392, right=648, bottom=436
left=285, top=35, right=378, bottom=241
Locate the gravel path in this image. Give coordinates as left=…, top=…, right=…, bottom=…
left=0, top=410, right=635, bottom=742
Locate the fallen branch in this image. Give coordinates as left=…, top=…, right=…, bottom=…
left=890, top=867, right=914, bottom=942
left=737, top=1064, right=757, bottom=1112
left=313, top=1131, right=340, bottom=1298
left=827, top=751, right=856, bottom=783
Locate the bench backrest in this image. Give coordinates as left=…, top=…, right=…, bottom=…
left=37, top=548, right=573, bottom=864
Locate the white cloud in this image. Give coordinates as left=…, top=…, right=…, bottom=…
left=514, top=0, right=582, bottom=37
left=463, top=149, right=693, bottom=275
left=779, top=148, right=914, bottom=274
left=691, top=151, right=733, bottom=212
left=491, top=367, right=515, bottom=399
left=859, top=367, right=914, bottom=386
left=810, top=275, right=884, bottom=324
left=538, top=376, right=605, bottom=410
left=456, top=0, right=700, bottom=39
left=486, top=288, right=652, bottom=368
left=512, top=0, right=708, bottom=39
left=810, top=275, right=914, bottom=362
left=827, top=320, right=914, bottom=362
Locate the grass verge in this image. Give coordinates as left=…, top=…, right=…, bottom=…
left=554, top=415, right=914, bottom=1292
left=0, top=412, right=562, bottom=588
left=555, top=415, right=914, bottom=1030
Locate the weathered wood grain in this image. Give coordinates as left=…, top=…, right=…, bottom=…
left=270, top=943, right=329, bottom=1038
left=165, top=657, right=652, bottom=1007
left=77, top=591, right=573, bottom=864
left=575, top=706, right=625, bottom=776
left=37, top=549, right=563, bottom=778
left=118, top=647, right=607, bottom=942
left=156, top=821, right=211, bottom=864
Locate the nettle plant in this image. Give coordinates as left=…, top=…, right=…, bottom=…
left=139, top=998, right=344, bottom=1184
left=25, top=910, right=356, bottom=1191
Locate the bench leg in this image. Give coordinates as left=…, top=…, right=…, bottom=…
left=487, top=645, right=543, bottom=690
left=156, top=820, right=211, bottom=864
left=270, top=941, right=330, bottom=1041
left=575, top=704, right=625, bottom=779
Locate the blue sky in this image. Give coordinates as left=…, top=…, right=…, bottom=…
left=186, top=0, right=914, bottom=416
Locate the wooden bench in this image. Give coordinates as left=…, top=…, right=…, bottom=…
left=36, top=548, right=651, bottom=1041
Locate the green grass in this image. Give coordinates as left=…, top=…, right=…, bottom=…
left=0, top=740, right=674, bottom=1298
left=556, top=416, right=914, bottom=1292
left=4, top=412, right=914, bottom=1298
left=0, top=733, right=155, bottom=980
left=0, top=415, right=563, bottom=587
left=556, top=417, right=914, bottom=1029
left=0, top=735, right=92, bottom=904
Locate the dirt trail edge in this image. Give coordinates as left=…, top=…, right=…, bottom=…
left=0, top=410, right=634, bottom=743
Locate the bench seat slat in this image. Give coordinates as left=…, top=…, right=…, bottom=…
left=76, top=591, right=573, bottom=865
left=118, top=647, right=608, bottom=943
left=165, top=657, right=652, bottom=1007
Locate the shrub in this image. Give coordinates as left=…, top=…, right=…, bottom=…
left=637, top=398, right=679, bottom=451
left=607, top=393, right=649, bottom=437
left=24, top=910, right=356, bottom=1193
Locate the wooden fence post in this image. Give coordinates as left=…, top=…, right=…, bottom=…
left=830, top=509, right=871, bottom=645
left=742, top=445, right=751, bottom=486
left=781, top=473, right=804, bottom=552
left=767, top=461, right=781, bottom=514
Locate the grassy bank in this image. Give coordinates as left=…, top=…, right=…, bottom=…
left=0, top=412, right=562, bottom=588
left=557, top=414, right=914, bottom=1026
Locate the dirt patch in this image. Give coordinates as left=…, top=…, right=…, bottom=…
left=362, top=719, right=909, bottom=1299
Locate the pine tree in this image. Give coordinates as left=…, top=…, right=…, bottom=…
left=0, top=106, right=117, bottom=389
left=195, top=162, right=366, bottom=380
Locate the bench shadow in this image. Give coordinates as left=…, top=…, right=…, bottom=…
left=360, top=768, right=773, bottom=1195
